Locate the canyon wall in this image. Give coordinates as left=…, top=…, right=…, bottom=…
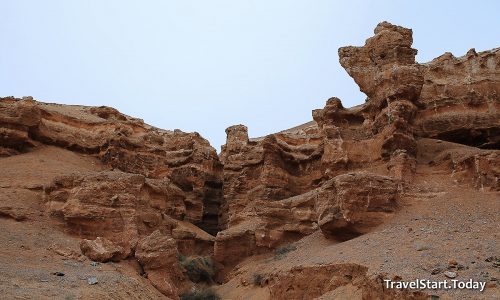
left=214, top=21, right=499, bottom=269
left=0, top=21, right=498, bottom=299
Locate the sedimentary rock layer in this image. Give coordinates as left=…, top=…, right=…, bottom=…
left=214, top=21, right=499, bottom=268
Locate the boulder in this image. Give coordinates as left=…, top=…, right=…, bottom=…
left=135, top=230, right=180, bottom=270
left=135, top=230, right=187, bottom=300
left=80, top=237, right=124, bottom=262
left=316, top=172, right=399, bottom=238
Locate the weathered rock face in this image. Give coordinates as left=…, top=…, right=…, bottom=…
left=214, top=21, right=499, bottom=269
left=45, top=171, right=215, bottom=257
left=339, top=22, right=423, bottom=111
left=216, top=123, right=326, bottom=267
left=215, top=22, right=422, bottom=266
left=135, top=230, right=187, bottom=300
left=339, top=21, right=422, bottom=161
left=315, top=172, right=399, bottom=238
left=1, top=97, right=222, bottom=297
left=0, top=97, right=223, bottom=234
left=214, top=188, right=319, bottom=267
left=80, top=237, right=125, bottom=263
left=415, top=48, right=500, bottom=148
left=219, top=124, right=324, bottom=228
left=417, top=139, right=500, bottom=191
left=0, top=97, right=41, bottom=156
left=1, top=20, right=499, bottom=299
left=338, top=22, right=499, bottom=150
left=214, top=171, right=399, bottom=266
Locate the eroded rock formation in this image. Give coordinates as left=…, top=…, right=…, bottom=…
left=0, top=98, right=222, bottom=297
left=315, top=172, right=399, bottom=238
left=135, top=230, right=188, bottom=299
left=0, top=20, right=498, bottom=299
left=0, top=98, right=223, bottom=233
left=214, top=21, right=499, bottom=269
left=80, top=237, right=125, bottom=263
left=415, top=49, right=500, bottom=148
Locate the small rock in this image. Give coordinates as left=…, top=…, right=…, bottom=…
left=90, top=261, right=99, bottom=267
left=431, top=268, right=441, bottom=275
left=240, top=277, right=249, bottom=286
left=444, top=271, right=457, bottom=279
left=415, top=243, right=429, bottom=251
left=87, top=276, right=98, bottom=285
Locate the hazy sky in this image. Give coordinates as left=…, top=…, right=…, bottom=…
left=2, top=1, right=499, bottom=151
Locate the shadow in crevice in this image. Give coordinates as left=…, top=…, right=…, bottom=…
left=436, top=127, right=500, bottom=150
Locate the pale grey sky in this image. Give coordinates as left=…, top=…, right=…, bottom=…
left=1, top=1, right=499, bottom=150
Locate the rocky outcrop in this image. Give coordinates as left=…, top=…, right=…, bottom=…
left=339, top=21, right=422, bottom=160
left=315, top=172, right=399, bottom=238
left=1, top=97, right=222, bottom=298
left=0, top=97, right=223, bottom=235
left=135, top=230, right=187, bottom=299
left=215, top=123, right=324, bottom=268
left=415, top=49, right=500, bottom=149
left=338, top=22, right=500, bottom=150
left=417, top=139, right=500, bottom=191
left=80, top=237, right=125, bottom=262
left=214, top=22, right=422, bottom=266
left=214, top=171, right=399, bottom=266
left=214, top=21, right=499, bottom=270
left=339, top=22, right=423, bottom=111
left=219, top=124, right=323, bottom=229
left=215, top=197, right=314, bottom=267
left=0, top=97, right=41, bottom=156
left=44, top=171, right=215, bottom=257
left=1, top=20, right=499, bottom=299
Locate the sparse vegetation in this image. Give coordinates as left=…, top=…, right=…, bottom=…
left=274, top=244, right=297, bottom=260
left=179, top=255, right=216, bottom=283
left=252, top=273, right=266, bottom=287
left=180, top=287, right=220, bottom=300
